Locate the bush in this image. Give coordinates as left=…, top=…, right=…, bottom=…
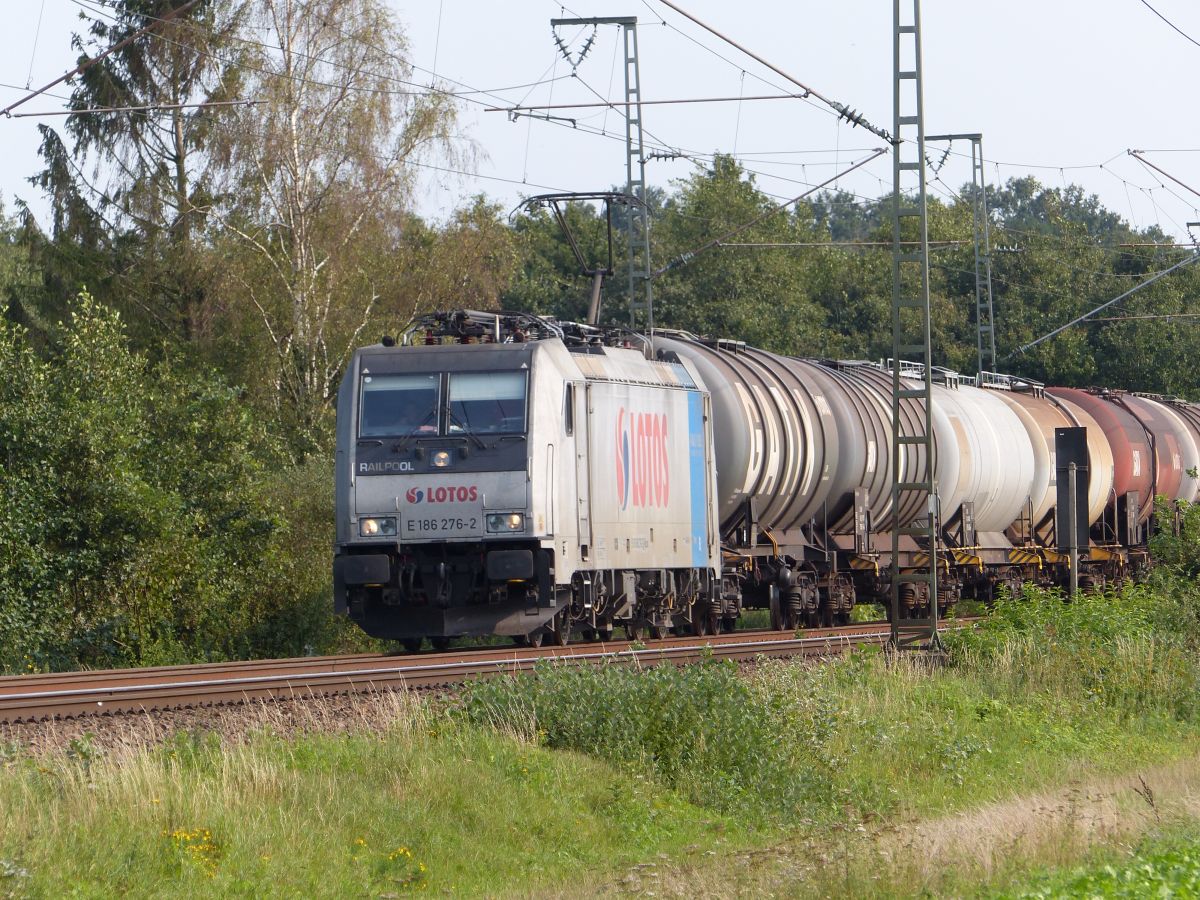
left=0, top=294, right=302, bottom=670
left=459, top=657, right=837, bottom=823
left=1151, top=497, right=1200, bottom=577
left=945, top=577, right=1200, bottom=724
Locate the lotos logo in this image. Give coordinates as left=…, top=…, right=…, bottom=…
left=615, top=408, right=669, bottom=510
left=405, top=485, right=478, bottom=504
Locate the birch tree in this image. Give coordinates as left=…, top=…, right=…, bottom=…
left=211, top=0, right=458, bottom=442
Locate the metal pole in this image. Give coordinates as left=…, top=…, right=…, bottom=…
left=890, top=0, right=938, bottom=651
left=1067, top=462, right=1079, bottom=598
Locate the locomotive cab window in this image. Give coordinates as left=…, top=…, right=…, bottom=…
left=448, top=371, right=527, bottom=435
left=359, top=373, right=440, bottom=437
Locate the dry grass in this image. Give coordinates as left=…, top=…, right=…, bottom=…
left=1, top=686, right=432, bottom=757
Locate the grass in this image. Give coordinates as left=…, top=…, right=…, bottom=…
left=4, top=569, right=1200, bottom=896
left=1001, top=829, right=1200, bottom=897
left=0, top=695, right=744, bottom=898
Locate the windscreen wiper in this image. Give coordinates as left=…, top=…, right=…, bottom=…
left=445, top=407, right=487, bottom=449
left=393, top=407, right=440, bottom=449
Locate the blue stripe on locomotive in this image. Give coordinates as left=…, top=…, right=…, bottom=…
left=687, top=391, right=708, bottom=567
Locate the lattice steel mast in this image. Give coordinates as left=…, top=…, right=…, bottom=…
left=552, top=16, right=654, bottom=332
left=890, top=0, right=940, bottom=650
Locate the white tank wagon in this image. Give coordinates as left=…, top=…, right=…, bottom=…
left=333, top=311, right=721, bottom=649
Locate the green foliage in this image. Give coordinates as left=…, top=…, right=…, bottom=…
left=460, top=657, right=836, bottom=823
left=946, top=576, right=1200, bottom=724
left=1151, top=499, right=1200, bottom=577
left=0, top=293, right=293, bottom=671
left=1007, top=836, right=1200, bottom=898
left=653, top=155, right=834, bottom=354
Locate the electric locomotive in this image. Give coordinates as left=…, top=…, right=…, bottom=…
left=333, top=309, right=722, bottom=649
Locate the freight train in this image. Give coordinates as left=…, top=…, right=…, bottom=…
left=333, top=309, right=1200, bottom=649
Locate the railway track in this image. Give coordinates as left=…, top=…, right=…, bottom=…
left=0, top=619, right=974, bottom=724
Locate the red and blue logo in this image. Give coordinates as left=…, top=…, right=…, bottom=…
left=615, top=408, right=670, bottom=510
left=406, top=485, right=478, bottom=504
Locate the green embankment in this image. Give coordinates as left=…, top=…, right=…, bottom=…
left=3, top=568, right=1200, bottom=897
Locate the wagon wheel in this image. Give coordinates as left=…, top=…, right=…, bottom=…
left=624, top=623, right=645, bottom=642
left=526, top=630, right=546, bottom=649
left=769, top=590, right=783, bottom=632
left=430, top=636, right=452, bottom=652
left=649, top=623, right=669, bottom=640
left=401, top=638, right=423, bottom=654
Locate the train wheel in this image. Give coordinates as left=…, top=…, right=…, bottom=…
left=650, top=623, right=669, bottom=640
left=551, top=613, right=571, bottom=646
left=430, top=636, right=451, bottom=652
left=597, top=623, right=615, bottom=642
left=512, top=635, right=528, bottom=647
left=693, top=609, right=710, bottom=637
left=402, top=638, right=423, bottom=653
left=625, top=623, right=645, bottom=641
left=527, top=630, right=546, bottom=649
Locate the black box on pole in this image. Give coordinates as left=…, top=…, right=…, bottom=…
left=1054, top=427, right=1090, bottom=551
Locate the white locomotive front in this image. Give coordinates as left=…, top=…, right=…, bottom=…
left=333, top=311, right=722, bottom=649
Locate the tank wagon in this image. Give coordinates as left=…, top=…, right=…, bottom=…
left=334, top=309, right=1200, bottom=646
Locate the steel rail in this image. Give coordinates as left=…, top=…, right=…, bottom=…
left=0, top=623, right=894, bottom=693
left=0, top=621, right=973, bottom=724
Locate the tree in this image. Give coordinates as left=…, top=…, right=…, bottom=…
left=23, top=0, right=249, bottom=344
left=653, top=155, right=831, bottom=354
left=0, top=294, right=280, bottom=671
left=208, top=0, right=460, bottom=447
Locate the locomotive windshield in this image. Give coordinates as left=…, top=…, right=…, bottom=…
left=359, top=373, right=440, bottom=437
left=357, top=370, right=527, bottom=437
left=448, top=371, right=527, bottom=435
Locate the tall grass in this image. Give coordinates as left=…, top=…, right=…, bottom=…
left=6, top=572, right=1200, bottom=896
left=460, top=656, right=838, bottom=823
left=0, top=693, right=734, bottom=897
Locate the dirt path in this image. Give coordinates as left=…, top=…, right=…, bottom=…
left=588, top=753, right=1200, bottom=898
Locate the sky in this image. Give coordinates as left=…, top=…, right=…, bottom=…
left=2, top=0, right=1199, bottom=243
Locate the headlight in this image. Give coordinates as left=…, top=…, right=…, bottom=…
left=486, top=512, right=525, bottom=533
left=431, top=450, right=452, bottom=468
left=359, top=517, right=397, bottom=537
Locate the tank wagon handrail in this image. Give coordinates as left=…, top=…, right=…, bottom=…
left=881, top=359, right=965, bottom=388
left=976, top=371, right=1045, bottom=396
left=1133, top=390, right=1190, bottom=405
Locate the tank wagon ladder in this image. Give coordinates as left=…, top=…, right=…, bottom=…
left=889, top=0, right=941, bottom=651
